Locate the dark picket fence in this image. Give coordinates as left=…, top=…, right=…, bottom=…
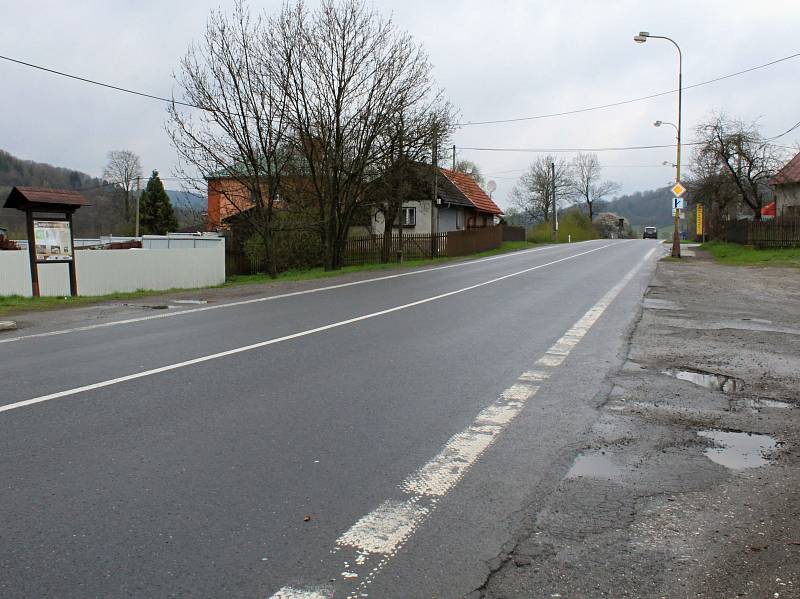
left=343, top=226, right=506, bottom=266
left=343, top=232, right=448, bottom=266
left=721, top=217, right=800, bottom=248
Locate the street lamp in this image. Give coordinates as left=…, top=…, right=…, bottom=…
left=634, top=30, right=683, bottom=257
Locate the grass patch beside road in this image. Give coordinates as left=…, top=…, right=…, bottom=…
left=701, top=241, right=800, bottom=267
left=0, top=288, right=189, bottom=318
left=0, top=241, right=539, bottom=317
left=226, top=240, right=537, bottom=286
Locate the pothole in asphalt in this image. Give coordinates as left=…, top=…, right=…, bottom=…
left=566, top=451, right=624, bottom=480
left=664, top=368, right=744, bottom=393
left=697, top=429, right=777, bottom=470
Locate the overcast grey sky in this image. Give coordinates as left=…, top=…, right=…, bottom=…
left=1, top=0, right=799, bottom=209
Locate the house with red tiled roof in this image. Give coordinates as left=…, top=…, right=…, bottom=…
left=369, top=166, right=502, bottom=235
left=770, top=151, right=800, bottom=217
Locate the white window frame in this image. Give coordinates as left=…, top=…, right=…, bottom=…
left=401, top=206, right=416, bottom=227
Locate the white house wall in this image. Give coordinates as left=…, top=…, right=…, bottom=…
left=776, top=184, right=800, bottom=215
left=371, top=200, right=433, bottom=235
left=0, top=240, right=225, bottom=297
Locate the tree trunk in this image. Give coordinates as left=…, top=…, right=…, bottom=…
left=588, top=200, right=593, bottom=222
left=381, top=205, right=399, bottom=263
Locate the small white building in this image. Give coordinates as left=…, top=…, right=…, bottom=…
left=370, top=167, right=502, bottom=235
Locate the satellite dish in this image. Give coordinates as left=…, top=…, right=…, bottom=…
left=486, top=180, right=497, bottom=194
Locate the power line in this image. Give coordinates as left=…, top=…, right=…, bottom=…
left=0, top=54, right=200, bottom=110
left=458, top=142, right=704, bottom=153
left=456, top=51, right=800, bottom=126
left=3, top=49, right=798, bottom=131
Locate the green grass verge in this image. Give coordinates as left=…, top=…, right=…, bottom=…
left=701, top=241, right=800, bottom=267
left=527, top=212, right=599, bottom=244
left=225, top=241, right=537, bottom=286
left=0, top=241, right=539, bottom=317
left=0, top=288, right=199, bottom=318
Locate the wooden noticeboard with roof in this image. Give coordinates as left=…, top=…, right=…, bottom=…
left=2, top=187, right=89, bottom=297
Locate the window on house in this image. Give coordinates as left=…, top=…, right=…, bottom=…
left=401, top=206, right=416, bottom=227
left=455, top=210, right=464, bottom=230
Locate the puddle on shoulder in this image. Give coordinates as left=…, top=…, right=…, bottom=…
left=697, top=429, right=777, bottom=470
left=566, top=451, right=624, bottom=480
left=664, top=368, right=744, bottom=393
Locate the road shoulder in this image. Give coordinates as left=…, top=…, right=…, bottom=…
left=480, top=249, right=800, bottom=598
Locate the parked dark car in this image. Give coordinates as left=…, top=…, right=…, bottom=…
left=643, top=226, right=658, bottom=239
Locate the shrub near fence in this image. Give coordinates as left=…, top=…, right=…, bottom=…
left=722, top=217, right=800, bottom=248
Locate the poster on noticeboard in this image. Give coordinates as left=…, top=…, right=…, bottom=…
left=33, top=220, right=73, bottom=262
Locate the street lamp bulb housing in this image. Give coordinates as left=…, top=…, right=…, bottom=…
left=654, top=120, right=663, bottom=127
left=638, top=31, right=650, bottom=37
left=633, top=35, right=647, bottom=43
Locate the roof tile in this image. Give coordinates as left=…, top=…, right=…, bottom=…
left=771, top=151, right=800, bottom=185
left=439, top=169, right=503, bottom=215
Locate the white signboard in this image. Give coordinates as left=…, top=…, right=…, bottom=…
left=672, top=208, right=686, bottom=219
left=33, top=220, right=73, bottom=262
left=673, top=197, right=685, bottom=210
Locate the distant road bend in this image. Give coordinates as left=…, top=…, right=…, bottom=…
left=0, top=239, right=659, bottom=598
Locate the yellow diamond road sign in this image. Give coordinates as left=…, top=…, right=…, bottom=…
left=671, top=182, right=686, bottom=198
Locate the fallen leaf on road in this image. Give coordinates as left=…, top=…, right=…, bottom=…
left=303, top=515, right=312, bottom=522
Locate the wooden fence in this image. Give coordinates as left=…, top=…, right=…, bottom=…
left=502, top=225, right=526, bottom=242
left=721, top=217, right=800, bottom=248
left=343, top=226, right=505, bottom=266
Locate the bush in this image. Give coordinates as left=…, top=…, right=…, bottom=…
left=527, top=211, right=599, bottom=243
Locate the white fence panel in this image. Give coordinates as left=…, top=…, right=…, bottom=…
left=0, top=239, right=225, bottom=297
left=0, top=251, right=32, bottom=296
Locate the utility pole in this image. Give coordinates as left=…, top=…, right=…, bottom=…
left=135, top=176, right=141, bottom=238
left=551, top=161, right=557, bottom=242
left=431, top=127, right=439, bottom=257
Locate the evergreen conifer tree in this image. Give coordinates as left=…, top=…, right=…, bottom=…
left=138, top=170, right=178, bottom=235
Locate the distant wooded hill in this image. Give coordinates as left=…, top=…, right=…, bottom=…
left=0, top=149, right=205, bottom=237
left=597, top=186, right=674, bottom=229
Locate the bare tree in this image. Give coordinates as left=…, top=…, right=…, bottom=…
left=102, top=150, right=142, bottom=223
left=572, top=152, right=620, bottom=221
left=693, top=113, right=785, bottom=220
left=454, top=160, right=485, bottom=187
left=512, top=156, right=574, bottom=223
left=271, top=0, right=436, bottom=270
left=168, top=0, right=292, bottom=276
left=372, top=100, right=456, bottom=262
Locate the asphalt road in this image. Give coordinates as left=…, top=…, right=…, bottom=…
left=0, top=239, right=660, bottom=598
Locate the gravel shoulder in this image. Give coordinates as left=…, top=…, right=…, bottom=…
left=480, top=248, right=800, bottom=599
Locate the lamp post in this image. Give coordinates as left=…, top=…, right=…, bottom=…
left=635, top=31, right=683, bottom=258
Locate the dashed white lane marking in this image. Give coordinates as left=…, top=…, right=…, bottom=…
left=268, top=245, right=656, bottom=599
left=0, top=244, right=573, bottom=345
left=1, top=244, right=615, bottom=415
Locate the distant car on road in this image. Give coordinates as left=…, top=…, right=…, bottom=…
left=643, top=226, right=658, bottom=239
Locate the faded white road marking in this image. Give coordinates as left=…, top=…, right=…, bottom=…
left=270, top=588, right=330, bottom=599
left=267, top=245, right=657, bottom=599
left=337, top=499, right=430, bottom=555
left=0, top=243, right=574, bottom=345
left=2, top=244, right=615, bottom=415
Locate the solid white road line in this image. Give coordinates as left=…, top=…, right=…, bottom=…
left=1, top=244, right=616, bottom=415
left=269, top=245, right=657, bottom=599
left=0, top=243, right=575, bottom=345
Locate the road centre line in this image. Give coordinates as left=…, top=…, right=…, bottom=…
left=270, top=247, right=656, bottom=599
left=0, top=243, right=579, bottom=345
left=0, top=244, right=620, bottom=415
